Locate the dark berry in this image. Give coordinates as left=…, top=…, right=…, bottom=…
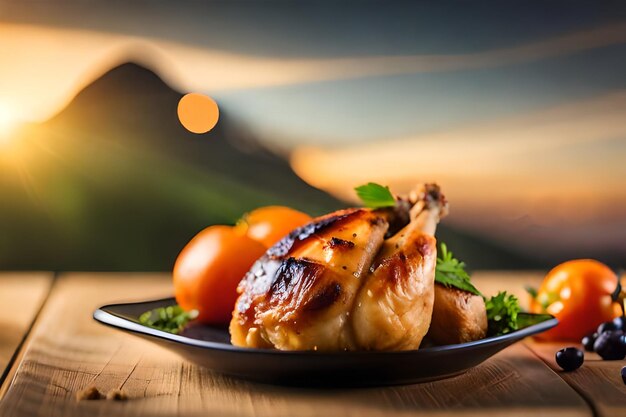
left=593, top=330, right=626, bottom=360
left=581, top=332, right=598, bottom=352
left=612, top=316, right=626, bottom=331
left=555, top=347, right=584, bottom=371
left=622, top=366, right=626, bottom=385
left=597, top=321, right=618, bottom=334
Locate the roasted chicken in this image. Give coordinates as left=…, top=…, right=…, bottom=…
left=230, top=184, right=448, bottom=351
left=427, top=284, right=488, bottom=345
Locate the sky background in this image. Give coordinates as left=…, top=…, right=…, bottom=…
left=1, top=1, right=625, bottom=265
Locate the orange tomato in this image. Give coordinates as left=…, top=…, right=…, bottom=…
left=173, top=225, right=266, bottom=324
left=531, top=259, right=620, bottom=341
left=236, top=206, right=312, bottom=247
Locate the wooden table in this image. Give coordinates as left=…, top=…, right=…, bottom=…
left=0, top=272, right=624, bottom=417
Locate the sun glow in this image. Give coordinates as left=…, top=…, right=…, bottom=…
left=0, top=101, right=22, bottom=147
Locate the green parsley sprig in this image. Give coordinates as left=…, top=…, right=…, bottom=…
left=354, top=182, right=396, bottom=208
left=435, top=243, right=481, bottom=295
left=485, top=291, right=521, bottom=336
left=138, top=305, right=198, bottom=334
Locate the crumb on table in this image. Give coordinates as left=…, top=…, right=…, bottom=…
left=106, top=389, right=128, bottom=401
left=75, top=386, right=102, bottom=401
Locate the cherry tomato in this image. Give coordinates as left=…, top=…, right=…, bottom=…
left=531, top=259, right=619, bottom=341
left=236, top=206, right=312, bottom=248
left=173, top=225, right=266, bottom=325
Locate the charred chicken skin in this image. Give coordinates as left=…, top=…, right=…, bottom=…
left=230, top=184, right=448, bottom=351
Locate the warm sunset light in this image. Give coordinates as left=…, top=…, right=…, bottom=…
left=290, top=91, right=626, bottom=260
left=177, top=93, right=219, bottom=134
left=0, top=101, right=21, bottom=147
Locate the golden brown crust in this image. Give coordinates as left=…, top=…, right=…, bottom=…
left=230, top=208, right=390, bottom=350
left=352, top=233, right=436, bottom=350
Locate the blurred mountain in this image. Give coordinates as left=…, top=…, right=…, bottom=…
left=46, top=62, right=340, bottom=208
left=0, top=61, right=532, bottom=271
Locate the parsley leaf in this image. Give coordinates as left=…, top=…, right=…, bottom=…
left=435, top=243, right=481, bottom=295
left=354, top=182, right=396, bottom=208
left=138, top=305, right=198, bottom=334
left=485, top=291, right=521, bottom=336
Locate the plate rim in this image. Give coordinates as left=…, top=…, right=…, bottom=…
left=93, top=297, right=558, bottom=356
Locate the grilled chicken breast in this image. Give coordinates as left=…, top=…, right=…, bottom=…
left=230, top=184, right=448, bottom=351
left=426, top=284, right=488, bottom=345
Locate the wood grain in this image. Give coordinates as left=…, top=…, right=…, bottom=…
left=527, top=340, right=626, bottom=417
left=0, top=273, right=53, bottom=380
left=0, top=273, right=590, bottom=417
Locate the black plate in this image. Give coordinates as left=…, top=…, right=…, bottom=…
left=94, top=297, right=557, bottom=387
